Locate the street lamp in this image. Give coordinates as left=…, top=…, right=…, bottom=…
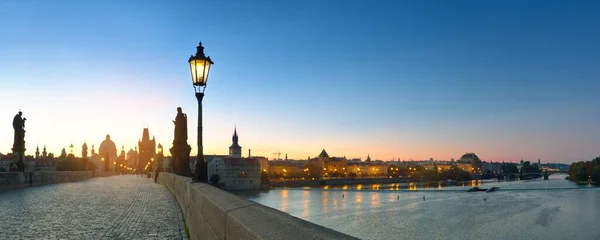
left=101, top=157, right=105, bottom=172
left=190, top=41, right=214, bottom=182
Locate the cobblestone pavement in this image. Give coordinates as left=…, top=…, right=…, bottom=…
left=0, top=175, right=187, bottom=240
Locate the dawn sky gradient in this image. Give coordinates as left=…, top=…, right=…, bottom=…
left=1, top=0, right=599, bottom=163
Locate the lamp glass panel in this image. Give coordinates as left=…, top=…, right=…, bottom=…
left=189, top=59, right=211, bottom=86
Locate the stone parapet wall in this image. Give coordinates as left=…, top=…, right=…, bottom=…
left=157, top=172, right=356, bottom=240
left=0, top=171, right=118, bottom=192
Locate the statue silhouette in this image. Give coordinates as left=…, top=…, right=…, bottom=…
left=170, top=107, right=191, bottom=176
left=12, top=111, right=26, bottom=172
left=173, top=107, right=188, bottom=142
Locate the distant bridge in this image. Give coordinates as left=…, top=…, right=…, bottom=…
left=501, top=171, right=568, bottom=179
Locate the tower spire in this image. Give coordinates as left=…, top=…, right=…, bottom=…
left=232, top=126, right=238, bottom=144
left=229, top=126, right=242, bottom=158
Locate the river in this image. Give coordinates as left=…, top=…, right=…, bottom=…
left=240, top=174, right=600, bottom=240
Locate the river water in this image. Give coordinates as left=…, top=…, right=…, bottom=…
left=240, top=174, right=600, bottom=240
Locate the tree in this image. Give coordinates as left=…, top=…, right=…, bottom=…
left=440, top=166, right=471, bottom=181
left=569, top=162, right=588, bottom=182
left=590, top=167, right=600, bottom=184
left=521, top=161, right=541, bottom=173
left=592, top=156, right=600, bottom=164
left=59, top=148, right=67, bottom=159
left=209, top=174, right=220, bottom=185
left=260, top=171, right=270, bottom=184
left=502, top=163, right=519, bottom=174
left=576, top=165, right=588, bottom=182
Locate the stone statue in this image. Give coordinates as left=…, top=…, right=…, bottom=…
left=173, top=107, right=188, bottom=142
left=82, top=142, right=88, bottom=159
left=170, top=107, right=191, bottom=176
left=12, top=111, right=26, bottom=172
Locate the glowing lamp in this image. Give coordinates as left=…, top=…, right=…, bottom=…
left=189, top=42, right=214, bottom=89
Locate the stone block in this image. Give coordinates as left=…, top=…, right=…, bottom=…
left=188, top=183, right=209, bottom=210
left=201, top=186, right=254, bottom=240
left=202, top=225, right=219, bottom=240
left=226, top=205, right=358, bottom=240
left=186, top=203, right=205, bottom=240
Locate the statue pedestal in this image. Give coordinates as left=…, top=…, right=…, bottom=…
left=171, top=143, right=191, bottom=176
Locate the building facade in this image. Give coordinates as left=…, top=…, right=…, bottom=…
left=217, top=157, right=261, bottom=191
left=138, top=128, right=156, bottom=173
left=98, top=134, right=117, bottom=171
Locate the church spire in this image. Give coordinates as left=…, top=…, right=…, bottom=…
left=232, top=126, right=238, bottom=145
left=229, top=127, right=242, bottom=158
left=42, top=145, right=47, bottom=158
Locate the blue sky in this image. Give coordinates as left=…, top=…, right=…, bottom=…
left=0, top=0, right=599, bottom=163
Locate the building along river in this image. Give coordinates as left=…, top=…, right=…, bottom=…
left=240, top=174, right=600, bottom=240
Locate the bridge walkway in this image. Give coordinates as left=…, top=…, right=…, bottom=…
left=0, top=175, right=187, bottom=240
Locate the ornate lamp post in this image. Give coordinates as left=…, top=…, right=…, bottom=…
left=189, top=42, right=214, bottom=182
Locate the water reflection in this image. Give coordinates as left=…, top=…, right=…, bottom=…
left=243, top=174, right=600, bottom=240
left=370, top=193, right=379, bottom=208
left=341, top=191, right=348, bottom=210
left=322, top=190, right=329, bottom=214
left=333, top=198, right=338, bottom=210
left=280, top=189, right=288, bottom=212
left=302, top=189, right=310, bottom=218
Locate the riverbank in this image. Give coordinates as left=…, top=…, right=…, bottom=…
left=269, top=174, right=499, bottom=188
left=269, top=179, right=493, bottom=191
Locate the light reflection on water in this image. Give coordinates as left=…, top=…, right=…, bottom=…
left=280, top=189, right=288, bottom=212
left=302, top=190, right=310, bottom=218
left=242, top=174, right=600, bottom=240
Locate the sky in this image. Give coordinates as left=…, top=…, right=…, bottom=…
left=0, top=0, right=599, bottom=163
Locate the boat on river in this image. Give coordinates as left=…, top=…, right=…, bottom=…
left=467, top=187, right=487, bottom=192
